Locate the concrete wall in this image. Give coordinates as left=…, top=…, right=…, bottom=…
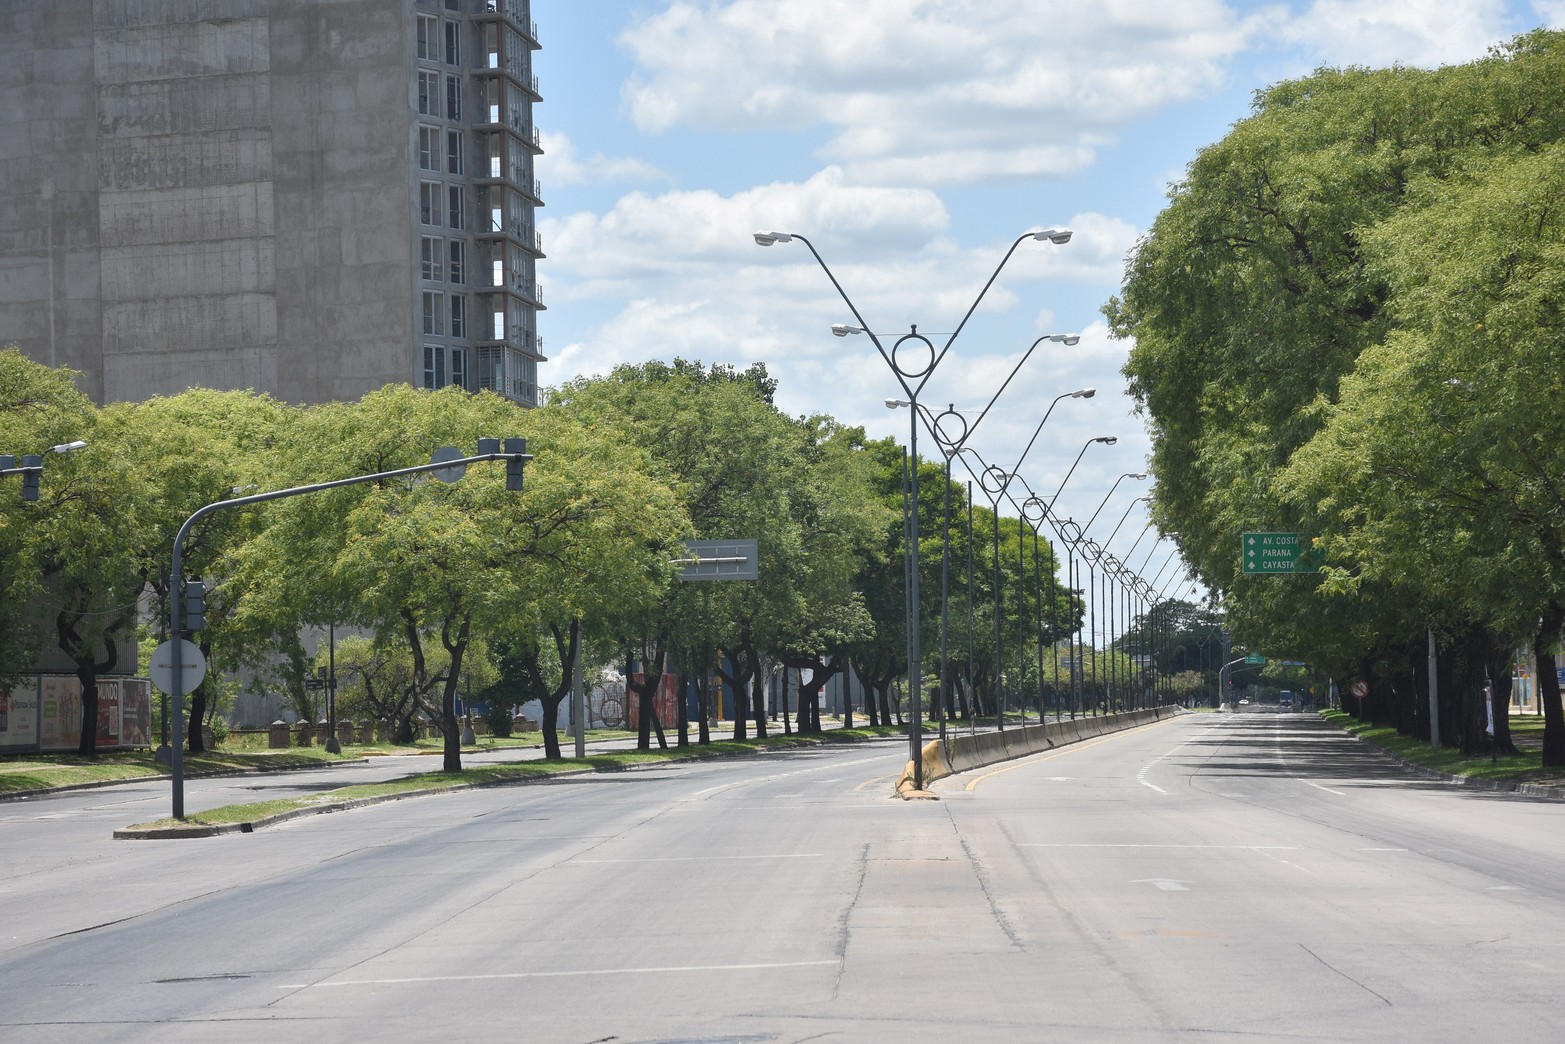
left=0, top=0, right=431, bottom=404
left=0, top=0, right=107, bottom=399
left=269, top=0, right=417, bottom=404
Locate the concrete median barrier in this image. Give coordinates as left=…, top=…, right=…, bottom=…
left=897, top=707, right=1183, bottom=795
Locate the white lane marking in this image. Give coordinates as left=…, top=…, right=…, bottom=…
left=1136, top=766, right=1167, bottom=794
left=691, top=755, right=889, bottom=798
left=569, top=854, right=823, bottom=864
left=1303, top=780, right=1347, bottom=796
left=965, top=721, right=1185, bottom=791
left=280, top=959, right=838, bottom=990
left=1131, top=878, right=1189, bottom=891
left=1356, top=847, right=1407, bottom=852
left=1020, top=843, right=1297, bottom=850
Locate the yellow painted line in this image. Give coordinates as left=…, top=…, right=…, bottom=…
left=964, top=716, right=1184, bottom=792
left=854, top=774, right=898, bottom=792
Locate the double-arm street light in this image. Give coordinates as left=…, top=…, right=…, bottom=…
left=1, top=440, right=89, bottom=501
left=947, top=386, right=1094, bottom=731
left=1028, top=436, right=1117, bottom=714
left=1076, top=475, right=1147, bottom=709
left=757, top=227, right=1072, bottom=789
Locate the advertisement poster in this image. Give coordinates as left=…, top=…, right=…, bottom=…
left=1, top=679, right=40, bottom=751
left=40, top=675, right=83, bottom=752
left=95, top=683, right=121, bottom=748
left=119, top=679, right=152, bottom=747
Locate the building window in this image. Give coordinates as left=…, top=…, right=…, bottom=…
left=448, top=185, right=466, bottom=230
left=444, top=20, right=462, bottom=67
left=417, top=15, right=439, bottom=61
left=446, top=0, right=462, bottom=10
left=420, top=181, right=441, bottom=226
left=448, top=240, right=466, bottom=284
left=418, top=126, right=440, bottom=171
left=492, top=308, right=505, bottom=341
left=422, top=291, right=444, bottom=336
left=423, top=345, right=446, bottom=390
left=447, top=130, right=464, bottom=175
left=451, top=348, right=468, bottom=391
left=417, top=71, right=439, bottom=116
left=420, top=236, right=443, bottom=282
left=450, top=295, right=467, bottom=339
left=446, top=75, right=462, bottom=121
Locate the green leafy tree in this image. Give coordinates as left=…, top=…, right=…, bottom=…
left=232, top=384, right=681, bottom=771
left=1, top=349, right=98, bottom=694
left=1108, top=31, right=1565, bottom=756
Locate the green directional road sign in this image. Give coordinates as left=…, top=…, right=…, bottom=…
left=1241, top=531, right=1312, bottom=574
left=1244, top=654, right=1267, bottom=665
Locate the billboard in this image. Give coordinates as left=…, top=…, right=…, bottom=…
left=1, top=678, right=41, bottom=752
left=6, top=676, right=152, bottom=753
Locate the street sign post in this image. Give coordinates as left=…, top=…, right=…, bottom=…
left=1244, top=653, right=1266, bottom=665
left=1241, top=531, right=1313, bottom=574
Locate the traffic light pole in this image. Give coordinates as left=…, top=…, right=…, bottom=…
left=166, top=440, right=530, bottom=819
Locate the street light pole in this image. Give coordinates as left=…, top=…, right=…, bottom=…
left=763, top=228, right=1075, bottom=789
left=164, top=440, right=531, bottom=819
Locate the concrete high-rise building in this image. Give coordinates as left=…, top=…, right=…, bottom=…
left=0, top=0, right=545, bottom=407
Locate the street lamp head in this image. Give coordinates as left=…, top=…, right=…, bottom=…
left=1072, top=388, right=1095, bottom=398
left=50, top=440, right=87, bottom=454
left=1033, top=228, right=1073, bottom=245
left=885, top=398, right=910, bottom=409
left=832, top=323, right=865, bottom=337
left=752, top=231, right=793, bottom=246
left=1093, top=436, right=1118, bottom=445
left=1131, top=472, right=1147, bottom=480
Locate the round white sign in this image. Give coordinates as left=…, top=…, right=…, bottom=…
left=149, top=638, right=207, bottom=695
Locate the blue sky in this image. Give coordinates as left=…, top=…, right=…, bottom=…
left=531, top=0, right=1562, bottom=589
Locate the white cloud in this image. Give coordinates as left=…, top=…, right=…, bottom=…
left=616, top=0, right=1269, bottom=185
left=1275, top=0, right=1515, bottom=67
left=541, top=167, right=951, bottom=289
left=536, top=130, right=668, bottom=187
left=538, top=169, right=1151, bottom=501
left=1536, top=1, right=1565, bottom=27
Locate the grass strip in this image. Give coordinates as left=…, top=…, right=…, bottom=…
left=1321, top=709, right=1565, bottom=787
left=119, top=728, right=908, bottom=833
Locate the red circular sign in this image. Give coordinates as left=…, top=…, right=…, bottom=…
left=1351, top=680, right=1369, bottom=699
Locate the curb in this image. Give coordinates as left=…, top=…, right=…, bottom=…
left=1335, top=726, right=1565, bottom=802
left=112, top=733, right=907, bottom=839
left=1, top=757, right=374, bottom=804
left=112, top=766, right=599, bottom=839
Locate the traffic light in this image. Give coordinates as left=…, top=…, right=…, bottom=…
left=185, top=578, right=206, bottom=632
left=20, top=455, right=41, bottom=502
left=504, top=437, right=527, bottom=492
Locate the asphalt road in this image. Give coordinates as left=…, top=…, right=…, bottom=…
left=3, top=713, right=1563, bottom=1042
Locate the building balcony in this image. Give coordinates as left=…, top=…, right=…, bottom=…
left=476, top=1, right=541, bottom=49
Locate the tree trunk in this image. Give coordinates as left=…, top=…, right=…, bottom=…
left=852, top=658, right=878, bottom=726
left=697, top=662, right=711, bottom=745
left=1535, top=606, right=1564, bottom=767
left=60, top=611, right=118, bottom=757
left=392, top=712, right=415, bottom=745
left=74, top=665, right=100, bottom=757
left=749, top=666, right=767, bottom=740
